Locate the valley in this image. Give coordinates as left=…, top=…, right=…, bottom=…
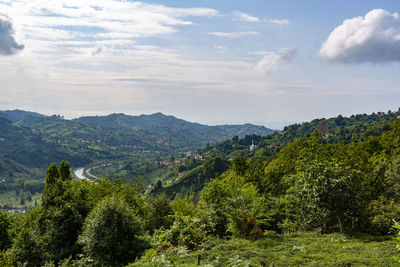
left=0, top=109, right=277, bottom=211
left=1, top=108, right=400, bottom=266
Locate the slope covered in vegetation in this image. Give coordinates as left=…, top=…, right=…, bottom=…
left=154, top=110, right=399, bottom=198
left=2, top=111, right=400, bottom=266
left=0, top=109, right=276, bottom=210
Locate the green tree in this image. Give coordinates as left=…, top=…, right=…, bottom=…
left=11, top=209, right=45, bottom=266
left=0, top=212, right=11, bottom=250
left=199, top=170, right=266, bottom=237
left=294, top=160, right=363, bottom=232
left=146, top=193, right=173, bottom=232
left=78, top=196, right=147, bottom=266
left=232, top=155, right=248, bottom=176
left=12, top=161, right=90, bottom=265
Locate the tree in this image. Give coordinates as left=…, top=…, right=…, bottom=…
left=78, top=196, right=147, bottom=266
left=335, top=115, right=344, bottom=126
left=0, top=212, right=11, bottom=250
left=199, top=170, right=266, bottom=237
left=11, top=209, right=45, bottom=266
left=12, top=161, right=90, bottom=265
left=232, top=155, right=248, bottom=176
left=146, top=193, right=173, bottom=232
left=294, top=160, right=363, bottom=232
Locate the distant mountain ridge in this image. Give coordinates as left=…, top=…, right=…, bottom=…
left=0, top=110, right=275, bottom=140
left=0, top=110, right=44, bottom=123
left=74, top=112, right=276, bottom=146
left=0, top=109, right=276, bottom=164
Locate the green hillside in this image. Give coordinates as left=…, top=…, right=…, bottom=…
left=2, top=109, right=400, bottom=266
left=3, top=115, right=400, bottom=265
left=75, top=112, right=276, bottom=148
left=0, top=110, right=44, bottom=122
left=152, top=110, right=400, bottom=198
left=0, top=110, right=276, bottom=201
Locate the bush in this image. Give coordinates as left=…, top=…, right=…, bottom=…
left=368, top=196, right=400, bottom=235
left=78, top=196, right=148, bottom=266
left=165, top=217, right=208, bottom=250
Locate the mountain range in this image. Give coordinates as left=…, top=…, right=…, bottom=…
left=0, top=109, right=276, bottom=192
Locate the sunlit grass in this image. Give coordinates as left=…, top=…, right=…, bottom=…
left=131, top=232, right=396, bottom=266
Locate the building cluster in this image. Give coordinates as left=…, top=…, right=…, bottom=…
left=186, top=151, right=203, bottom=159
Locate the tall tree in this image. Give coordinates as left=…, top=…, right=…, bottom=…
left=79, top=196, right=147, bottom=266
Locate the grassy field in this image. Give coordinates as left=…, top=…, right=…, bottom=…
left=0, top=190, right=41, bottom=212
left=130, top=232, right=397, bottom=266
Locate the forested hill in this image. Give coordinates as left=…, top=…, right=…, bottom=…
left=0, top=110, right=44, bottom=122
left=0, top=110, right=276, bottom=150
left=200, top=110, right=398, bottom=159
left=0, top=116, right=91, bottom=193
left=0, top=109, right=276, bottom=195
left=153, top=110, right=400, bottom=198
left=74, top=112, right=276, bottom=147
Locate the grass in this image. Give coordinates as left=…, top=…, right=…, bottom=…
left=0, top=191, right=41, bottom=212
left=130, top=232, right=397, bottom=266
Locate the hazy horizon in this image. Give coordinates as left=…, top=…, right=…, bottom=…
left=4, top=106, right=400, bottom=131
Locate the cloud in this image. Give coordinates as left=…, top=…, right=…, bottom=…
left=233, top=11, right=260, bottom=22
left=0, top=13, right=24, bottom=55
left=268, top=19, right=290, bottom=25
left=0, top=0, right=218, bottom=54
left=89, top=46, right=103, bottom=56
left=255, top=48, right=296, bottom=74
left=320, top=9, right=400, bottom=63
left=208, top=31, right=259, bottom=38
left=248, top=51, right=272, bottom=56
left=214, top=45, right=228, bottom=51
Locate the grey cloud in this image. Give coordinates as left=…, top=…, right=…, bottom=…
left=0, top=13, right=24, bottom=56
left=320, top=9, right=400, bottom=63
left=90, top=47, right=103, bottom=56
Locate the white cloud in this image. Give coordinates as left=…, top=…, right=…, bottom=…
left=320, top=9, right=400, bottom=63
left=208, top=31, right=259, bottom=38
left=214, top=45, right=228, bottom=51
left=233, top=11, right=260, bottom=22
left=268, top=19, right=290, bottom=25
left=0, top=13, right=24, bottom=55
left=248, top=51, right=271, bottom=56
left=0, top=0, right=218, bottom=55
left=255, top=48, right=296, bottom=74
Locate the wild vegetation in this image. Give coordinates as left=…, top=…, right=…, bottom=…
left=1, top=110, right=400, bottom=265
left=0, top=110, right=274, bottom=212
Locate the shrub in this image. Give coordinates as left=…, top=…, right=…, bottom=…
left=368, top=196, right=400, bottom=235
left=78, top=196, right=148, bottom=266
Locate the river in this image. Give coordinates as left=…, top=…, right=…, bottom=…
left=73, top=165, right=107, bottom=180
left=73, top=167, right=87, bottom=180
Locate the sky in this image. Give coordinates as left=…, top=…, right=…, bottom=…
left=1, top=0, right=400, bottom=129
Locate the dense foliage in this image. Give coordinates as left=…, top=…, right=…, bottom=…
left=2, top=110, right=400, bottom=265
left=79, top=196, right=147, bottom=266
left=0, top=109, right=274, bottom=207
